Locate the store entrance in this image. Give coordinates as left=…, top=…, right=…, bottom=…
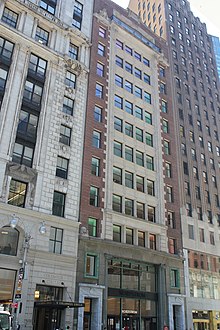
left=33, top=306, right=62, bottom=330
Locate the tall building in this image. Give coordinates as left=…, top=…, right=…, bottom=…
left=0, top=0, right=93, bottom=329
left=129, top=0, right=220, bottom=329
left=212, top=36, right=220, bottom=80
left=76, top=0, right=185, bottom=329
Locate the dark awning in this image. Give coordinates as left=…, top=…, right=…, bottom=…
left=34, top=301, right=85, bottom=310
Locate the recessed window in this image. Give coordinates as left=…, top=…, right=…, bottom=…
left=113, top=167, right=122, bottom=184
left=143, top=57, right=150, bottom=66
left=17, top=110, right=38, bottom=140
left=23, top=80, right=43, bottom=106
left=114, top=117, right=123, bottom=132
left=136, top=175, right=144, bottom=192
left=49, top=227, right=63, bottom=254
left=92, top=131, right=101, bottom=148
left=170, top=269, right=179, bottom=287
left=188, top=225, right=194, bottom=240
left=97, top=62, right=104, bottom=77
left=125, top=145, right=133, bottom=162
left=85, top=253, right=98, bottom=278
left=136, top=128, right=143, bottom=142
left=0, top=226, right=19, bottom=256
left=125, top=171, right=133, bottom=189
left=69, top=43, right=79, bottom=60
left=72, top=1, right=83, bottom=30
left=2, top=7, right=18, bottom=28
left=52, top=191, right=65, bottom=217
left=29, top=53, right=47, bottom=78
left=136, top=150, right=144, bottom=167
left=99, top=26, right=106, bottom=38
left=8, top=179, right=27, bottom=208
left=35, top=26, right=49, bottom=45
left=135, top=106, right=143, bottom=120
left=60, top=125, right=71, bottom=146
left=91, top=157, right=100, bottom=176
left=12, top=142, right=34, bottom=167
left=40, top=0, right=57, bottom=15
left=63, top=96, right=74, bottom=115
left=145, top=111, right=152, bottom=125
left=113, top=225, right=121, bottom=242
left=95, top=83, right=103, bottom=98
left=168, top=238, right=176, bottom=254
left=115, top=55, right=123, bottom=67
left=0, top=37, right=14, bottom=61
left=112, top=194, right=122, bottom=213
left=137, top=202, right=145, bottom=219
left=148, top=206, right=155, bottom=222
left=143, top=73, right=150, bottom=85
left=138, top=231, right=145, bottom=247
left=98, top=43, right=105, bottom=56
left=89, top=186, right=99, bottom=207
left=146, top=133, right=153, bottom=146
left=149, top=234, right=156, bottom=250
left=125, top=198, right=134, bottom=216
left=147, top=180, right=154, bottom=196
left=146, top=155, right=154, bottom=170
left=126, top=228, right=133, bottom=244
left=125, top=61, right=133, bottom=74
left=88, top=218, right=97, bottom=237
left=65, top=71, right=76, bottom=88
left=114, top=141, right=122, bottom=157
left=94, top=105, right=102, bottom=122
left=144, top=91, right=151, bottom=104
left=56, top=156, right=69, bottom=179
left=164, top=140, right=170, bottom=155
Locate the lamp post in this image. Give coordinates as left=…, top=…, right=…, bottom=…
left=10, top=214, right=46, bottom=330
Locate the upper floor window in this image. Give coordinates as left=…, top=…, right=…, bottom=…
left=69, top=43, right=79, bottom=60
left=65, top=71, right=76, bottom=88
left=88, top=218, right=97, bottom=237
left=56, top=156, right=69, bottom=179
left=0, top=37, right=14, bottom=61
left=95, top=83, right=103, bottom=98
left=29, top=54, right=47, bottom=78
left=0, top=226, right=19, bottom=256
left=63, top=96, right=74, bottom=116
left=40, top=0, right=57, bottom=15
left=2, top=7, right=18, bottom=28
left=99, top=26, right=106, bottom=38
left=23, top=80, right=43, bottom=106
left=17, top=110, right=38, bottom=141
left=60, top=125, right=71, bottom=146
left=0, top=68, right=8, bottom=91
left=52, top=191, right=65, bottom=217
left=49, top=227, right=63, bottom=254
left=72, top=1, right=83, bottom=30
left=35, top=26, right=49, bottom=46
left=8, top=179, right=27, bottom=208
left=12, top=143, right=34, bottom=167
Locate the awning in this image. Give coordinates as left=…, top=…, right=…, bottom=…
left=34, top=301, right=85, bottom=310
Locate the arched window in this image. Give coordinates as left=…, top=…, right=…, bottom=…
left=0, top=226, right=19, bottom=256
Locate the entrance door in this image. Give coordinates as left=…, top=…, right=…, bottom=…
left=122, top=315, right=139, bottom=330
left=33, top=307, right=62, bottom=330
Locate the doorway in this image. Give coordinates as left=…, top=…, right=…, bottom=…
left=33, top=307, right=62, bottom=330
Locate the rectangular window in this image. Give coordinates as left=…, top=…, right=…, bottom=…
left=125, top=122, right=133, bottom=137
left=146, top=133, right=153, bottom=146
left=98, top=43, right=105, bottom=56
left=17, top=110, right=38, bottom=140
left=136, top=128, right=143, bottom=142
left=88, top=218, right=97, bottom=237
left=114, top=117, right=123, bottom=132
left=23, top=80, right=43, bottom=106
left=161, top=100, right=167, bottom=113
left=99, top=26, right=106, bottom=38
left=113, top=166, right=122, bottom=184
left=85, top=253, right=98, bottom=278
left=137, top=202, right=145, bottom=219
left=170, top=269, right=179, bottom=287
left=135, top=106, right=143, bottom=120
left=125, top=198, right=134, bottom=216
left=112, top=194, right=122, bottom=213
left=97, top=62, right=104, bottom=77
left=60, top=125, right=71, bottom=146
left=149, top=234, right=156, bottom=250
left=0, top=37, right=14, bottom=61
left=63, top=96, right=74, bottom=116
left=91, top=157, right=100, bottom=176
left=125, top=61, right=133, bottom=74
left=167, top=186, right=173, bottom=202
left=113, top=225, right=121, bottom=242
left=168, top=238, right=176, bottom=254
left=136, top=150, right=144, bottom=166
left=143, top=57, right=150, bottom=66
left=143, top=73, right=150, bottom=85
left=92, top=131, right=101, bottom=148
left=134, top=86, right=142, bottom=98
left=49, top=227, right=63, bottom=254
left=114, top=95, right=123, bottom=109
left=125, top=45, right=132, bottom=55
left=125, top=145, right=133, bottom=162
left=8, top=179, right=27, bottom=208
left=147, top=180, right=154, bottom=196
left=168, top=211, right=175, bottom=228
left=2, top=7, right=18, bottom=28
left=134, top=52, right=141, bottom=61
left=134, top=67, right=141, bottom=79
left=95, top=83, right=103, bottom=98
left=52, top=191, right=65, bottom=217
left=12, top=142, right=34, bottom=167
left=199, top=228, right=205, bottom=242
left=136, top=175, right=144, bottom=192
left=72, top=1, right=83, bottom=30
left=125, top=100, right=133, bottom=115
left=56, top=156, right=68, bottom=179
left=94, top=105, right=102, bottom=122
left=164, top=140, right=170, bottom=155
left=188, top=224, right=194, bottom=240
left=114, top=141, right=122, bottom=157
left=165, top=162, right=172, bottom=177
left=65, top=71, right=76, bottom=88
left=115, top=74, right=123, bottom=87
left=29, top=53, right=47, bottom=78
left=35, top=26, right=49, bottom=45
left=116, top=39, right=123, bottom=49
left=124, top=80, right=133, bottom=93
left=145, top=111, right=152, bottom=125
left=126, top=228, right=133, bottom=244
left=40, top=0, right=57, bottom=15
left=69, top=43, right=78, bottom=60
left=144, top=92, right=151, bottom=104
left=146, top=155, right=154, bottom=170
left=138, top=231, right=145, bottom=247
left=148, top=206, right=155, bottom=222
left=125, top=171, right=133, bottom=189
left=89, top=186, right=99, bottom=207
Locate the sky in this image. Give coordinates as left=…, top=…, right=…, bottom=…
left=111, top=0, right=220, bottom=38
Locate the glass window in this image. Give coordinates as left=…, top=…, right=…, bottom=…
left=113, top=167, right=122, bottom=184
left=96, top=83, right=103, bottom=98
left=98, top=43, right=105, bottom=56
left=136, top=128, right=143, bottom=142
left=168, top=238, right=176, bottom=254
left=125, top=122, right=133, bottom=137
left=0, top=226, right=19, bottom=256
left=149, top=234, right=156, bottom=250
left=69, top=43, right=78, bottom=60
left=12, top=143, right=34, bottom=167
left=23, top=80, right=43, bottom=106
left=164, top=140, right=170, bottom=155
left=0, top=268, right=16, bottom=301
left=138, top=231, right=145, bottom=247
left=113, top=225, right=121, bottom=242
left=49, top=227, right=63, bottom=254
left=114, top=117, right=123, bottom=132
left=2, top=7, right=18, bottom=28
left=99, top=26, right=106, bottom=38
left=144, top=91, right=151, bottom=104
left=170, top=269, right=179, bottom=287
left=72, top=1, right=83, bottom=30
left=60, top=125, right=71, bottom=146
left=88, top=218, right=97, bottom=237
left=136, top=150, right=144, bottom=166
left=65, top=71, right=76, bottom=88
left=97, top=62, right=104, bottom=77
left=148, top=206, right=155, bottom=222
left=147, top=180, right=154, bottom=196
left=0, top=37, right=14, bottom=61
left=29, top=53, right=47, bottom=77
left=145, top=111, right=152, bottom=124
left=125, top=171, right=133, bottom=189
left=125, top=198, right=134, bottom=216
left=126, top=228, right=133, bottom=244
left=91, top=157, right=100, bottom=176
left=40, top=0, right=57, bottom=15
left=135, top=86, right=142, bottom=98
left=161, top=100, right=167, bottom=113
left=146, top=133, right=153, bottom=146
left=17, top=110, right=38, bottom=140
left=125, top=145, right=133, bottom=162
left=134, top=52, right=141, bottom=61
left=52, top=191, right=65, bottom=217
left=35, top=26, right=49, bottom=45
left=125, top=100, right=133, bottom=115
left=56, top=156, right=69, bottom=179
left=115, top=55, right=123, bottom=67
left=114, top=141, right=122, bottom=157
left=135, top=106, right=143, bottom=120
left=112, top=194, right=122, bottom=213
left=114, top=95, right=123, bottom=109
left=115, top=74, right=123, bottom=87
left=116, top=39, right=123, bottom=49
left=134, top=67, right=141, bottom=79
left=63, top=96, right=74, bottom=115
left=124, top=80, right=133, bottom=93
left=94, top=105, right=102, bottom=122
left=92, top=131, right=101, bottom=148
left=136, top=175, right=144, bottom=192
left=143, top=57, right=150, bottom=66
left=137, top=202, right=145, bottom=219
left=146, top=155, right=154, bottom=170
left=143, top=73, right=151, bottom=85
left=89, top=186, right=99, bottom=207
left=85, top=253, right=98, bottom=277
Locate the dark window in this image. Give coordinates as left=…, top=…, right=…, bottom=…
left=92, top=131, right=101, bottom=148
left=125, top=198, right=134, bottom=216
left=89, top=186, right=99, bottom=207
left=88, top=218, right=97, bottom=237
left=17, top=110, right=38, bottom=140
left=94, top=105, right=102, bottom=122
left=0, top=37, right=14, bottom=61
left=56, top=156, right=69, bottom=179
left=149, top=234, right=156, bottom=250
left=148, top=206, right=155, bottom=222
left=60, top=125, right=71, bottom=146
left=69, top=43, right=79, bottom=60
left=137, top=202, right=145, bottom=219
left=35, top=26, right=49, bottom=45
left=138, top=231, right=145, bottom=247
left=126, top=228, right=133, bottom=245
left=52, top=191, right=65, bottom=217
left=136, top=175, right=144, bottom=192
left=63, top=96, right=74, bottom=115
left=23, top=80, right=43, bottom=106
left=0, top=226, right=19, bottom=256
left=112, top=194, right=122, bottom=213
left=12, top=142, right=34, bottom=167
left=0, top=67, right=9, bottom=91
left=114, top=141, right=122, bottom=157
left=29, top=53, right=47, bottom=78
left=65, top=71, right=76, bottom=88
left=125, top=145, right=133, bottom=162
left=40, top=0, right=57, bottom=15
left=8, top=179, right=27, bottom=208
left=146, top=155, right=154, bottom=170
left=72, top=1, right=83, bottom=30
left=2, top=7, right=18, bottom=28
left=49, top=227, right=63, bottom=254
left=113, top=225, right=121, bottom=242
left=91, top=157, right=100, bottom=176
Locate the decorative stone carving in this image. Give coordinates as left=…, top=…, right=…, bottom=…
left=6, top=163, right=37, bottom=183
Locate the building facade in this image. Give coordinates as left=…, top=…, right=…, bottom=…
left=129, top=0, right=220, bottom=329
left=212, top=36, right=220, bottom=81
left=76, top=1, right=185, bottom=329
left=0, top=0, right=93, bottom=329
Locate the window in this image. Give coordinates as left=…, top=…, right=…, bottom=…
left=125, top=145, right=133, bottom=162
left=148, top=206, right=155, bottom=222
left=99, top=26, right=106, bottom=38
left=146, top=133, right=153, bottom=147
left=143, top=57, right=150, bottom=66
left=60, top=125, right=71, bottom=146
left=2, top=7, right=18, bottom=28
left=35, top=26, right=49, bottom=45
left=89, top=186, right=99, bottom=207
left=167, top=186, right=173, bottom=202
left=161, top=100, right=167, bottom=113
left=125, top=122, right=133, bottom=137
left=115, top=74, right=123, bottom=88
left=116, top=39, right=123, bottom=49
left=210, top=232, right=215, bottom=245
left=168, top=211, right=175, bottom=228
left=138, top=231, right=145, bottom=247
left=160, top=82, right=166, bottom=94
left=40, top=0, right=57, bottom=14
left=0, top=226, right=19, bottom=256
left=144, top=73, right=150, bottom=85
left=195, top=186, right=200, bottom=200
left=98, top=43, right=105, bottom=56
left=135, top=86, right=142, bottom=98
left=72, top=1, right=83, bottom=29
left=94, top=105, right=102, bottom=122
left=197, top=207, right=202, bottom=221
left=114, top=141, right=122, bottom=157
left=124, top=80, right=133, bottom=93
left=113, top=225, right=121, bottom=242
left=49, top=227, right=63, bottom=254
left=125, top=199, right=134, bottom=216
left=165, top=162, right=172, bottom=178
left=126, top=228, right=133, bottom=245
left=65, top=71, right=76, bottom=88
left=186, top=203, right=192, bottom=217
left=135, top=106, right=143, bottom=120
left=63, top=96, right=74, bottom=116
left=145, top=111, right=152, bottom=125
left=17, top=110, right=38, bottom=140
left=56, top=156, right=68, bottom=179
left=0, top=37, right=14, bottom=61
left=97, top=62, right=104, bottom=77
left=136, top=128, right=143, bottom=142
left=125, top=62, right=133, bottom=74
left=29, top=53, right=47, bottom=78
left=188, top=225, right=194, bottom=240
left=137, top=202, right=145, bottom=219
left=112, top=194, right=122, bottom=212
left=95, top=83, right=103, bottom=98
left=69, top=43, right=78, bottom=60
left=199, top=228, right=205, bottom=243
left=136, top=175, right=144, bottom=192
left=88, top=218, right=97, bottom=237
left=134, top=51, right=141, bottom=61
left=144, top=91, right=151, bottom=104
left=170, top=269, right=179, bottom=287
left=136, top=150, right=144, bottom=166
left=162, top=120, right=169, bottom=133
left=114, top=95, right=123, bottom=109
left=85, top=253, right=98, bottom=278
left=12, top=143, right=34, bottom=167
left=168, top=238, right=176, bottom=254
left=134, top=67, right=141, bottom=79
left=91, top=157, right=100, bottom=176
left=164, top=140, right=170, bottom=155
left=149, top=234, right=156, bottom=250
left=114, top=117, right=123, bottom=132
left=52, top=191, right=65, bottom=217
left=146, top=155, right=154, bottom=170
left=125, top=171, right=133, bottom=189
left=23, top=80, right=43, bottom=106
left=113, top=167, right=122, bottom=184
left=8, top=179, right=27, bottom=207
left=92, top=131, right=101, bottom=148
left=147, top=180, right=154, bottom=196
left=193, top=167, right=198, bottom=179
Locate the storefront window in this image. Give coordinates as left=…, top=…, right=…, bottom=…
left=0, top=226, right=19, bottom=256
left=0, top=268, right=16, bottom=301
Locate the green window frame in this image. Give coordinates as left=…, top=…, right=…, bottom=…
left=85, top=253, right=99, bottom=279
left=170, top=268, right=180, bottom=288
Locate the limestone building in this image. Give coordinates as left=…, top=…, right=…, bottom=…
left=129, top=0, right=220, bottom=329
left=0, top=0, right=93, bottom=329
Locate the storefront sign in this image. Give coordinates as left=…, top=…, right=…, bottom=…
left=122, top=310, right=137, bottom=314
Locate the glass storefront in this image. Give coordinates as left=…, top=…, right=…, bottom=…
left=0, top=268, right=16, bottom=302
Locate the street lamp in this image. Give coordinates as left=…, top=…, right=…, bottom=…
left=9, top=214, right=46, bottom=330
